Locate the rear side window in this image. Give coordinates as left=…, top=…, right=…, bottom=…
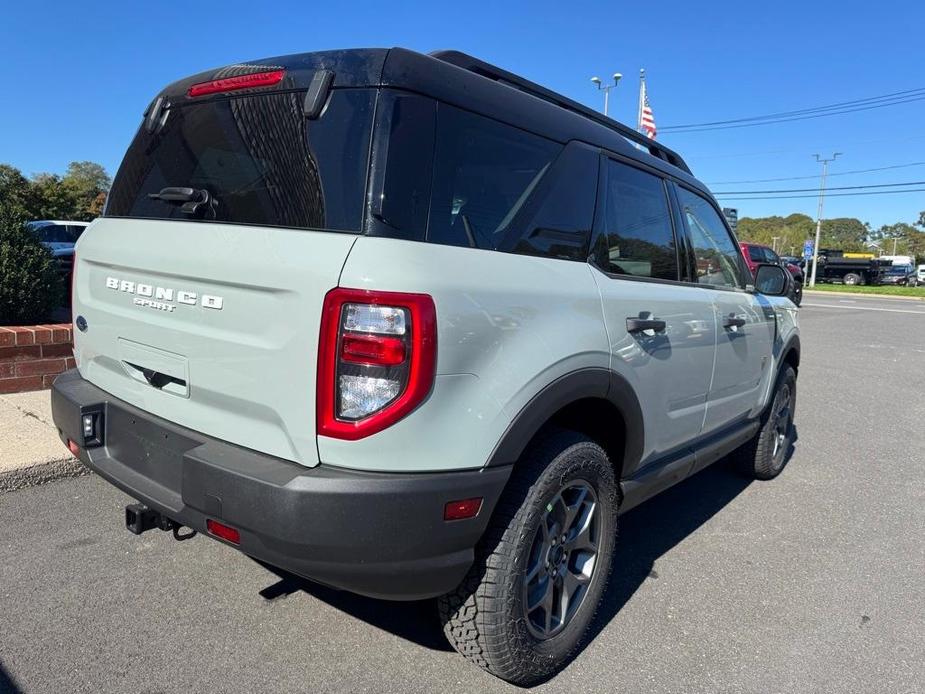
left=593, top=160, right=678, bottom=281
left=747, top=246, right=764, bottom=263
left=105, top=89, right=375, bottom=231
left=427, top=105, right=561, bottom=250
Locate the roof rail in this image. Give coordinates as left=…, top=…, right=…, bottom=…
left=429, top=50, right=692, bottom=175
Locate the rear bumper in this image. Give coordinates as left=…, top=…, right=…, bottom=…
left=51, top=369, right=511, bottom=600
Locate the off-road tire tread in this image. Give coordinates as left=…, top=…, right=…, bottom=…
left=438, top=429, right=617, bottom=685
left=735, top=365, right=797, bottom=480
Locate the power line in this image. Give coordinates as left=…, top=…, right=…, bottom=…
left=661, top=94, right=925, bottom=133
left=713, top=179, right=925, bottom=195
left=687, top=132, right=925, bottom=161
left=715, top=188, right=925, bottom=201
left=706, top=161, right=925, bottom=185
left=662, top=86, right=925, bottom=131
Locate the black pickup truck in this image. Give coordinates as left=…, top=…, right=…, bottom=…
left=814, top=250, right=889, bottom=285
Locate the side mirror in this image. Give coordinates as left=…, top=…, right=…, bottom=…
left=754, top=263, right=789, bottom=296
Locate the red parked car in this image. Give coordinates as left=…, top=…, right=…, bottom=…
left=740, top=242, right=803, bottom=306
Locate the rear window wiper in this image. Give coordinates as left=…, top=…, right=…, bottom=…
left=147, top=187, right=216, bottom=216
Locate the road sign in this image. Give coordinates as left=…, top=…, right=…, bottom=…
left=803, top=240, right=814, bottom=259
left=722, top=208, right=738, bottom=233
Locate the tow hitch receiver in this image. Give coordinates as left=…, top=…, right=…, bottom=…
left=125, top=503, right=197, bottom=541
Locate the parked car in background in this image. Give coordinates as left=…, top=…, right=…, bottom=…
left=780, top=255, right=805, bottom=269
left=918, top=264, right=925, bottom=284
left=740, top=242, right=802, bottom=305
left=27, top=220, right=89, bottom=303
left=879, top=264, right=918, bottom=286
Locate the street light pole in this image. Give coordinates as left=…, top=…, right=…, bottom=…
left=808, top=152, right=842, bottom=287
left=590, top=73, right=622, bottom=116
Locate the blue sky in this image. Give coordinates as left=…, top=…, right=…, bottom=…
left=2, top=0, right=922, bottom=232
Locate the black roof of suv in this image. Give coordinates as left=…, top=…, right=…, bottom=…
left=152, top=48, right=703, bottom=190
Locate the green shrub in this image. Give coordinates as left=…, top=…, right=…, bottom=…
left=0, top=222, right=64, bottom=325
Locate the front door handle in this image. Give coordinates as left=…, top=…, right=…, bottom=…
left=626, top=316, right=667, bottom=334
left=723, top=313, right=747, bottom=329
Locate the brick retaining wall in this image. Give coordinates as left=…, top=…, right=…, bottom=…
left=0, top=324, right=74, bottom=393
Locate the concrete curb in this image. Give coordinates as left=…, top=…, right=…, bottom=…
left=0, top=455, right=90, bottom=493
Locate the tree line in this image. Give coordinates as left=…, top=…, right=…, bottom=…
left=0, top=162, right=111, bottom=325
left=0, top=162, right=111, bottom=230
left=736, top=211, right=925, bottom=260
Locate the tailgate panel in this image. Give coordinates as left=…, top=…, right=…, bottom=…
left=73, top=218, right=356, bottom=466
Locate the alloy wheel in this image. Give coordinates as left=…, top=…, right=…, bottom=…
left=522, top=481, right=600, bottom=639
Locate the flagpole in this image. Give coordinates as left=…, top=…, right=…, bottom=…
left=637, top=69, right=645, bottom=134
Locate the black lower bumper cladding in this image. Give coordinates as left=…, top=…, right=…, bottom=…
left=51, top=369, right=511, bottom=600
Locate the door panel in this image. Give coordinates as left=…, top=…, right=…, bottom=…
left=593, top=273, right=717, bottom=463
left=591, top=158, right=716, bottom=469
left=704, top=291, right=774, bottom=432
left=672, top=184, right=774, bottom=432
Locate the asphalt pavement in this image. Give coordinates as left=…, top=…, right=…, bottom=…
left=1, top=298, right=923, bottom=694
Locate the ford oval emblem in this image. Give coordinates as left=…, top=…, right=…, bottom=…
left=75, top=315, right=88, bottom=332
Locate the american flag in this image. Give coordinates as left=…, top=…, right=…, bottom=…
left=639, top=79, right=657, bottom=140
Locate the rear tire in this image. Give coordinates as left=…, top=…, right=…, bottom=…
left=438, top=430, right=618, bottom=686
left=843, top=273, right=861, bottom=286
left=735, top=365, right=797, bottom=480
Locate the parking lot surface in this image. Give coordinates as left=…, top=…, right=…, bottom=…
left=1, top=297, right=923, bottom=694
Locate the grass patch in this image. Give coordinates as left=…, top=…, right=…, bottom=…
left=805, top=284, right=925, bottom=298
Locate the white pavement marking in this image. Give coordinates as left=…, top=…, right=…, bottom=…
left=802, top=302, right=925, bottom=315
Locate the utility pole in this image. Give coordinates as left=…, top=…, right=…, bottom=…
left=808, top=152, right=842, bottom=287
left=790, top=245, right=796, bottom=256
left=892, top=237, right=898, bottom=255
left=590, top=73, right=622, bottom=116
left=771, top=236, right=781, bottom=252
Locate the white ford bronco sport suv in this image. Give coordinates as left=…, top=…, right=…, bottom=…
left=51, top=48, right=800, bottom=685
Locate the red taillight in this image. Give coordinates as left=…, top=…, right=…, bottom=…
left=444, top=498, right=483, bottom=521
left=187, top=69, right=285, bottom=98
left=317, top=288, right=436, bottom=440
left=341, top=333, right=406, bottom=366
left=66, top=439, right=81, bottom=457
left=206, top=519, right=240, bottom=544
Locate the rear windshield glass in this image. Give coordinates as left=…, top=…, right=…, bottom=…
left=105, top=89, right=375, bottom=231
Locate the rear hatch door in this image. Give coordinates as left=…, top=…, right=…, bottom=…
left=73, top=83, right=376, bottom=466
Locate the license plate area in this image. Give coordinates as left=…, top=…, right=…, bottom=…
left=104, top=406, right=198, bottom=493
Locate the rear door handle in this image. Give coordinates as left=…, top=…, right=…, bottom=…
left=626, top=316, right=667, bottom=334
left=723, top=314, right=747, bottom=329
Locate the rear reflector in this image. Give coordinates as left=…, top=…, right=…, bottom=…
left=444, top=498, right=483, bottom=521
left=206, top=519, right=240, bottom=544
left=188, top=69, right=285, bottom=97
left=66, top=439, right=81, bottom=457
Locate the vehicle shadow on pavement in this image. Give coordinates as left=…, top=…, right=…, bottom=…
left=250, top=427, right=798, bottom=661
left=0, top=661, right=24, bottom=694
left=582, top=424, right=800, bottom=656
left=253, top=562, right=452, bottom=651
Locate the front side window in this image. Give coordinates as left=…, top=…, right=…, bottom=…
left=593, top=159, right=678, bottom=281
left=427, top=106, right=561, bottom=250
left=676, top=187, right=745, bottom=289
